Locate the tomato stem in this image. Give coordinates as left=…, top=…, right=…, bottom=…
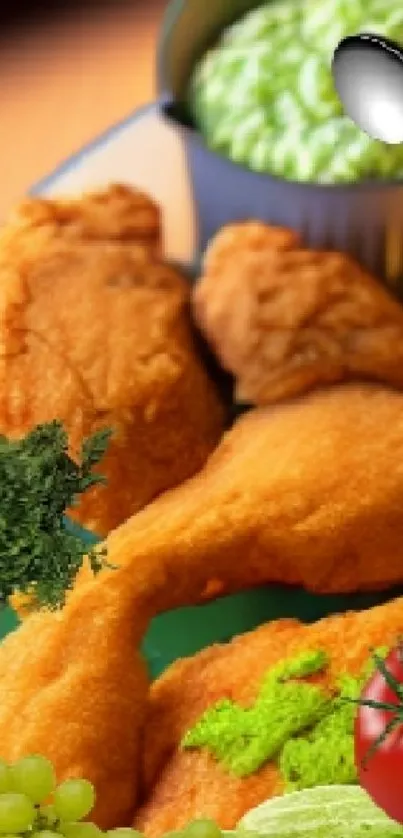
left=345, top=697, right=401, bottom=712
left=355, top=644, right=403, bottom=768
left=373, top=650, right=403, bottom=701
left=361, top=716, right=401, bottom=768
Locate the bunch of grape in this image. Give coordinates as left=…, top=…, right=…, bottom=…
left=0, top=755, right=224, bottom=838
left=0, top=755, right=141, bottom=838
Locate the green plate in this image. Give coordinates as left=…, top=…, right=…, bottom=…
left=2, top=519, right=402, bottom=680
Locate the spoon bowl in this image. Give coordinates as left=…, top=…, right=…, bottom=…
left=332, top=33, right=403, bottom=144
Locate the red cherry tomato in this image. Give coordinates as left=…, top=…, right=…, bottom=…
left=355, top=645, right=403, bottom=824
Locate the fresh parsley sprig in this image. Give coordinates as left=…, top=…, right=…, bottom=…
left=0, top=421, right=112, bottom=610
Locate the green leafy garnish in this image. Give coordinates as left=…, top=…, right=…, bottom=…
left=0, top=421, right=112, bottom=610
left=182, top=651, right=330, bottom=777
left=182, top=648, right=387, bottom=786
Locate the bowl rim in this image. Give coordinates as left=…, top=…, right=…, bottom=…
left=157, top=0, right=403, bottom=192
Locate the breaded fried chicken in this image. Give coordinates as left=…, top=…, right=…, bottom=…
left=1, top=183, right=161, bottom=255
left=193, top=222, right=403, bottom=405
left=1, top=384, right=403, bottom=831
left=0, top=558, right=151, bottom=830
left=135, top=597, right=403, bottom=835
left=81, top=383, right=403, bottom=604
left=202, top=221, right=300, bottom=277
left=0, top=188, right=225, bottom=535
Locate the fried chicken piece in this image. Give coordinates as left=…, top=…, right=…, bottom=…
left=1, top=384, right=403, bottom=830
left=77, top=383, right=403, bottom=604
left=135, top=596, right=403, bottom=836
left=202, top=221, right=300, bottom=277
left=1, top=184, right=161, bottom=256
left=0, top=208, right=225, bottom=535
left=193, top=223, right=403, bottom=405
left=0, top=557, right=151, bottom=829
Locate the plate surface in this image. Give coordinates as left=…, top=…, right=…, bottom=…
left=1, top=104, right=401, bottom=679
left=31, top=104, right=196, bottom=267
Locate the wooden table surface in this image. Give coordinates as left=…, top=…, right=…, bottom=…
left=0, top=0, right=167, bottom=218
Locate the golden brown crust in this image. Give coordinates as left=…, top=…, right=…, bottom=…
left=135, top=597, right=403, bottom=835
left=2, top=384, right=403, bottom=830
left=87, top=384, right=403, bottom=606
left=194, top=223, right=403, bottom=405
left=0, top=563, right=151, bottom=829
left=202, top=221, right=300, bottom=278
left=2, top=184, right=162, bottom=255
left=0, top=191, right=225, bottom=535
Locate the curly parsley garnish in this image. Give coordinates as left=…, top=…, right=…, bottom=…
left=0, top=421, right=112, bottom=610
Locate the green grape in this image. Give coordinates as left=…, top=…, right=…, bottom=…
left=39, top=803, right=58, bottom=827
left=184, top=820, right=222, bottom=838
left=0, top=763, right=12, bottom=795
left=0, top=792, right=35, bottom=834
left=60, top=822, right=103, bottom=838
left=32, top=831, right=60, bottom=838
left=54, top=780, right=95, bottom=822
left=11, top=755, right=56, bottom=804
left=106, top=830, right=143, bottom=838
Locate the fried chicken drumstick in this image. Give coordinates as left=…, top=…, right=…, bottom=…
left=1, top=383, right=403, bottom=832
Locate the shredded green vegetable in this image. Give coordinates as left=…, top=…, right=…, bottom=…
left=189, top=0, right=403, bottom=183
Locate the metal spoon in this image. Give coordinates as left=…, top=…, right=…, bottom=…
left=332, top=33, right=403, bottom=144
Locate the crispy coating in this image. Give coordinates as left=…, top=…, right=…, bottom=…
left=1, top=183, right=162, bottom=256
left=2, top=384, right=403, bottom=828
left=193, top=223, right=403, bottom=405
left=202, top=221, right=300, bottom=277
left=78, top=384, right=403, bottom=604
left=0, top=562, right=151, bottom=829
left=135, top=596, right=403, bottom=835
left=0, top=208, right=225, bottom=535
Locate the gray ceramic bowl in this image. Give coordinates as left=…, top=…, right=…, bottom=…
left=157, top=0, right=403, bottom=289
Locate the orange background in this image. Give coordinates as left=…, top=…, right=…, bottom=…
left=0, top=0, right=166, bottom=219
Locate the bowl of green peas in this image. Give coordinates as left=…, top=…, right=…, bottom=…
left=158, top=0, right=403, bottom=288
